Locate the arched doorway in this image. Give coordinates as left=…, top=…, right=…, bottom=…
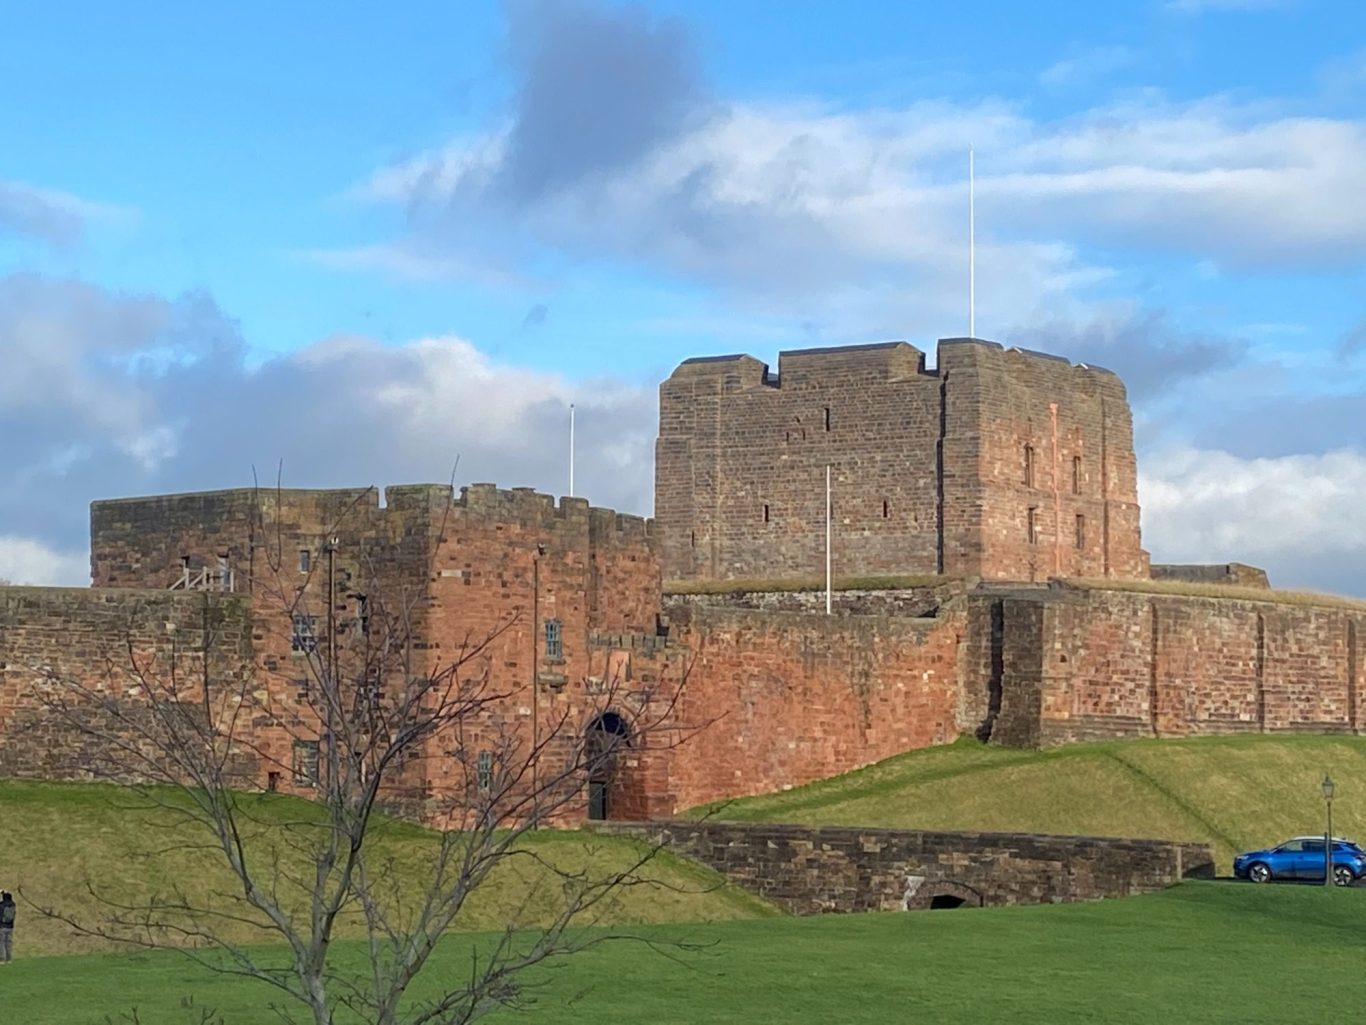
left=585, top=711, right=630, bottom=821
left=904, top=879, right=986, bottom=911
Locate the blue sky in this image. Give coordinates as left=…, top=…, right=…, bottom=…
left=2, top=0, right=1366, bottom=591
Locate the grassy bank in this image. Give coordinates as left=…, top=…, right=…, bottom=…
left=694, top=734, right=1366, bottom=868
left=0, top=780, right=776, bottom=957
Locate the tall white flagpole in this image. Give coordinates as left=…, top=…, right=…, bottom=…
left=969, top=145, right=976, bottom=339
left=825, top=465, right=832, bottom=616
left=568, top=404, right=576, bottom=497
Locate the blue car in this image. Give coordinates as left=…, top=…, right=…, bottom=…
left=1233, top=836, right=1365, bottom=886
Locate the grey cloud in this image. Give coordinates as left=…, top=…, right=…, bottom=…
left=496, top=0, right=709, bottom=202
left=1189, top=391, right=1366, bottom=459
left=0, top=182, right=86, bottom=246
left=0, top=274, right=656, bottom=584
left=1337, top=315, right=1366, bottom=360
left=1008, top=310, right=1246, bottom=400
left=521, top=303, right=549, bottom=329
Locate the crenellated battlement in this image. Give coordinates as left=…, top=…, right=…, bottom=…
left=90, top=481, right=655, bottom=590
left=938, top=337, right=1126, bottom=393
left=662, top=338, right=1122, bottom=397
left=448, top=483, right=653, bottom=547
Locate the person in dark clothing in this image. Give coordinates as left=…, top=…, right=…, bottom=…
left=0, top=891, right=15, bottom=962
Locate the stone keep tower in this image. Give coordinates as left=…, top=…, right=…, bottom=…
left=654, top=338, right=1149, bottom=584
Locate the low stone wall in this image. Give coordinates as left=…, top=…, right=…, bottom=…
left=1150, top=562, right=1271, bottom=589
left=603, top=821, right=1213, bottom=913
left=663, top=582, right=963, bottom=617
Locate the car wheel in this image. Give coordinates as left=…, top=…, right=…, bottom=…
left=1248, top=862, right=1272, bottom=883
left=1333, top=865, right=1355, bottom=887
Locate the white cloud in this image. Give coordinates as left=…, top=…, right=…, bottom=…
left=0, top=180, right=132, bottom=247
left=0, top=274, right=657, bottom=584
left=353, top=89, right=1366, bottom=341
left=1040, top=46, right=1134, bottom=88
left=0, top=536, right=89, bottom=586
left=1140, top=446, right=1366, bottom=593
left=1165, top=0, right=1293, bottom=12
left=295, top=242, right=536, bottom=290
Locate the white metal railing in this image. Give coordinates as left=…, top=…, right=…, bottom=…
left=169, top=566, right=236, bottom=592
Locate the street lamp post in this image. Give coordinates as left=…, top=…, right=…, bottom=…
left=1322, top=774, right=1336, bottom=887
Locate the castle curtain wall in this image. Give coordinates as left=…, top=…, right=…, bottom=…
left=992, top=587, right=1364, bottom=745
left=658, top=601, right=966, bottom=813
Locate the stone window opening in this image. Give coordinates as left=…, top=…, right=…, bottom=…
left=1072, top=455, right=1083, bottom=495
left=824, top=406, right=831, bottom=431
left=292, top=739, right=320, bottom=787
left=882, top=499, right=890, bottom=519
left=689, top=531, right=696, bottom=548
left=476, top=750, right=493, bottom=792
left=1024, top=445, right=1036, bottom=488
left=266, top=771, right=280, bottom=793
left=763, top=503, right=770, bottom=523
left=291, top=613, right=318, bottom=654
left=1027, top=506, right=1039, bottom=545
left=1075, top=514, right=1086, bottom=550
left=360, top=666, right=382, bottom=710
left=298, top=548, right=311, bottom=573
left=356, top=594, right=370, bottom=635
left=545, top=618, right=563, bottom=660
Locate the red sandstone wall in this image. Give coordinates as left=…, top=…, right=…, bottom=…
left=87, top=483, right=675, bottom=825
left=0, top=586, right=259, bottom=783
left=656, top=338, right=1150, bottom=586
left=938, top=341, right=1148, bottom=583
left=995, top=587, right=1365, bottom=745
left=661, top=603, right=965, bottom=812
left=415, top=485, right=679, bottom=823
left=656, top=343, right=943, bottom=583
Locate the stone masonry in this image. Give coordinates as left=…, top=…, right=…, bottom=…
left=0, top=336, right=1355, bottom=830
left=656, top=338, right=1148, bottom=584
left=603, top=821, right=1215, bottom=913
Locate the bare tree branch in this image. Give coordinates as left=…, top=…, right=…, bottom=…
left=25, top=481, right=713, bottom=1025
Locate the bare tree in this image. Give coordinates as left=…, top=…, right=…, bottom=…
left=27, top=485, right=700, bottom=1025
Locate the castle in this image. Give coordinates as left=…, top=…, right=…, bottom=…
left=0, top=337, right=1361, bottom=825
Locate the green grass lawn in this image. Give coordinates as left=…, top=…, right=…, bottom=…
left=695, top=734, right=1366, bottom=869
left=4, top=882, right=1364, bottom=1024
left=0, top=780, right=775, bottom=958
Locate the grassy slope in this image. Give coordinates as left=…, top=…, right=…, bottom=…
left=5, top=883, right=1365, bottom=1024
left=696, top=734, right=1366, bottom=868
left=0, top=781, right=775, bottom=957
